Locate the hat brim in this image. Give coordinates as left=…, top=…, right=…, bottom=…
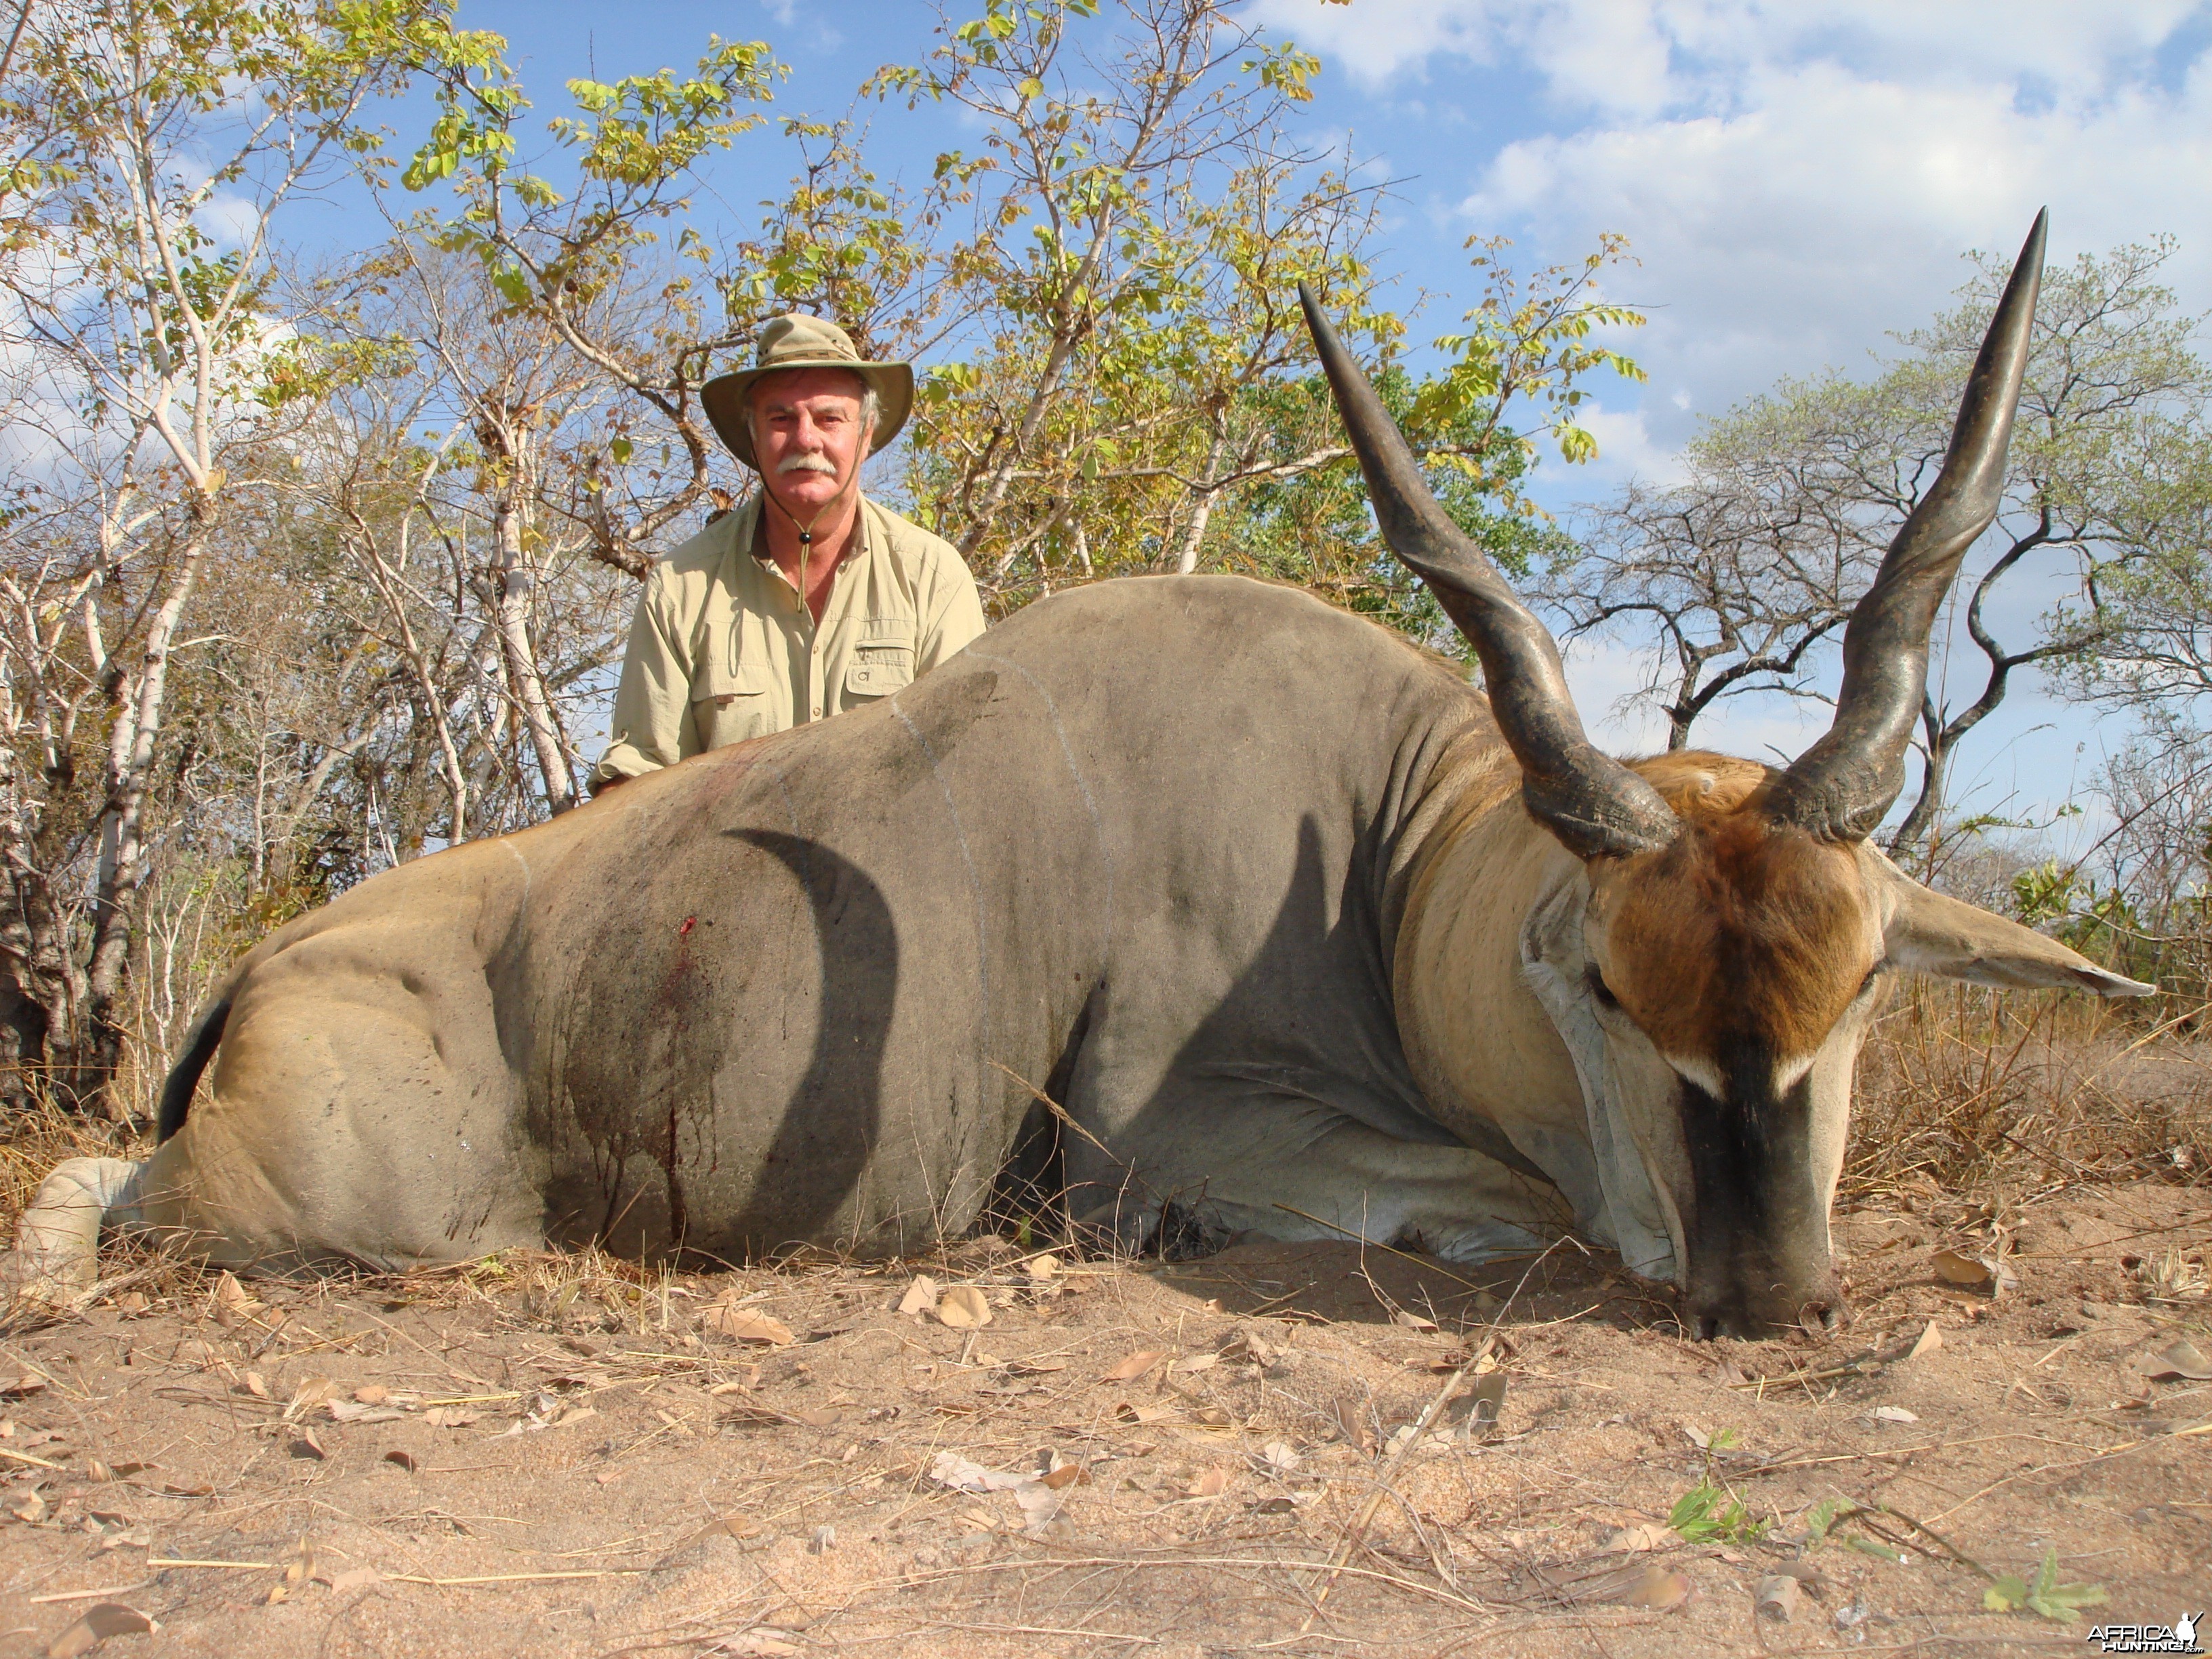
left=701, top=359, right=914, bottom=470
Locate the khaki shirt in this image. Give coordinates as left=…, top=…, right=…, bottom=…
left=591, top=494, right=987, bottom=786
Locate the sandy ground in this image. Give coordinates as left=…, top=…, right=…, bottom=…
left=1, top=1181, right=2207, bottom=1659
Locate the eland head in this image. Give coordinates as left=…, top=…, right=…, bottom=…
left=1305, top=211, right=2153, bottom=1338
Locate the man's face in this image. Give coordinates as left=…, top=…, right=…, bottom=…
left=751, top=367, right=872, bottom=517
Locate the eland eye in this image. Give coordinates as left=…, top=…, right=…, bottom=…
left=1586, top=968, right=1622, bottom=1011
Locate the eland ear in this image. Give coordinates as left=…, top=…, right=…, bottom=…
left=1885, top=880, right=2155, bottom=998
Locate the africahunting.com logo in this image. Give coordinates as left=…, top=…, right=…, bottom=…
left=2086, top=1613, right=2203, bottom=1655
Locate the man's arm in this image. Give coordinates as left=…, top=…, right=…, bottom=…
left=589, top=576, right=697, bottom=792
left=915, top=545, right=989, bottom=673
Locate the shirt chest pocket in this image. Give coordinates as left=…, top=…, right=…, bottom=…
left=693, top=661, right=779, bottom=748
left=844, top=623, right=915, bottom=701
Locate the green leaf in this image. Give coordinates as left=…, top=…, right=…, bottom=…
left=610, top=436, right=633, bottom=465
left=2021, top=1548, right=2108, bottom=1624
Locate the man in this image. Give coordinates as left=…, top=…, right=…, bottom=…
left=590, top=314, right=987, bottom=791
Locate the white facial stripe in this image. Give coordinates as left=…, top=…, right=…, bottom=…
left=1774, top=1050, right=1818, bottom=1095
left=1665, top=1050, right=1820, bottom=1101
left=1663, top=1054, right=1723, bottom=1099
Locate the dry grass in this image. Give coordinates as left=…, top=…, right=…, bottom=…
left=0, top=1099, right=147, bottom=1230
left=1849, top=983, right=2212, bottom=1201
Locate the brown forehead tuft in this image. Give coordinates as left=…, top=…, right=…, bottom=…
left=1626, top=751, right=1777, bottom=821
left=1602, top=802, right=1874, bottom=1062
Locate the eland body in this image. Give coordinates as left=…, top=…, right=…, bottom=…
left=6, top=213, right=2147, bottom=1336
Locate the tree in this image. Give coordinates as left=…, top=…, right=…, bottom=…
left=0, top=0, right=438, bottom=1113
left=1545, top=239, right=2211, bottom=859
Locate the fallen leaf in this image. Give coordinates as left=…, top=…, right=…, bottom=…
left=0, top=1376, right=47, bottom=1400
left=1217, top=1331, right=1277, bottom=1366
left=382, top=1450, right=417, bottom=1472
left=1040, top=1461, right=1086, bottom=1490
left=1330, top=1396, right=1375, bottom=1453
left=1905, top=1320, right=1943, bottom=1361
left=897, top=1275, right=940, bottom=1317
left=1931, top=1248, right=1990, bottom=1286
left=422, top=1408, right=478, bottom=1429
left=928, top=1451, right=1028, bottom=1494
left=1605, top=1522, right=1675, bottom=1553
left=1256, top=1439, right=1301, bottom=1475
left=1012, top=1480, right=1063, bottom=1535
left=1866, top=1406, right=1919, bottom=1425
left=353, top=1385, right=390, bottom=1406
left=808, top=1523, right=836, bottom=1553
left=708, top=1635, right=799, bottom=1658
left=7, top=1488, right=47, bottom=1523
left=44, top=1603, right=155, bottom=1658
left=1682, top=1423, right=1711, bottom=1450
left=1468, top=1372, right=1508, bottom=1438
left=1169, top=1353, right=1218, bottom=1375
left=935, top=1286, right=992, bottom=1329
left=325, top=1399, right=403, bottom=1425
left=1023, top=1253, right=1061, bottom=1280
left=325, top=1566, right=382, bottom=1592
left=1391, top=1309, right=1439, bottom=1330
left=1004, top=1358, right=1067, bottom=1378
left=1251, top=1495, right=1298, bottom=1515
left=290, top=1430, right=326, bottom=1461
left=1775, top=1561, right=1827, bottom=1599
left=1607, top=1565, right=1692, bottom=1610
left=701, top=1304, right=795, bottom=1346
left=1112, top=1401, right=1174, bottom=1425
left=2139, top=1339, right=2212, bottom=1382
left=239, top=1371, right=269, bottom=1400
left=1755, top=1574, right=1804, bottom=1622
left=284, top=1377, right=340, bottom=1423
left=211, top=1272, right=262, bottom=1328
left=722, top=1406, right=792, bottom=1429
left=1187, top=1467, right=1230, bottom=1498
left=1101, top=1349, right=1164, bottom=1384
left=1931, top=1249, right=2018, bottom=1294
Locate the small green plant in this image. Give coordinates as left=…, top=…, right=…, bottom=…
left=1668, top=1479, right=1766, bottom=1543
left=1983, top=1548, right=2110, bottom=1624
left=1668, top=1429, right=1768, bottom=1544
left=1802, top=1497, right=1849, bottom=1544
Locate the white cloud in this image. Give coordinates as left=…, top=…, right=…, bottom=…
left=1250, top=1, right=2199, bottom=106
left=1252, top=3, right=2212, bottom=434
left=194, top=192, right=262, bottom=252
left=1246, top=0, right=2211, bottom=812
left=1561, top=401, right=1683, bottom=489
left=1466, top=60, right=2212, bottom=429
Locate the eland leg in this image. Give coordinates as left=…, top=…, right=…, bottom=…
left=1, top=1156, right=146, bottom=1303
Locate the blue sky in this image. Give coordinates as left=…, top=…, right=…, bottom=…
left=359, top=1, right=2212, bottom=848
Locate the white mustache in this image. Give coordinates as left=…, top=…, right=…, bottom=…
left=776, top=453, right=838, bottom=477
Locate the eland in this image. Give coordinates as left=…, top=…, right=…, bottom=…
left=5, top=211, right=2147, bottom=1337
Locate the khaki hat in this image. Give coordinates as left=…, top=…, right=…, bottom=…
left=701, top=314, right=914, bottom=471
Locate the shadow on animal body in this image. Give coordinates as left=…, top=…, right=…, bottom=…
left=544, top=830, right=894, bottom=1265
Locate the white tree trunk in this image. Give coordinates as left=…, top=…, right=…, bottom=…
left=492, top=487, right=576, bottom=816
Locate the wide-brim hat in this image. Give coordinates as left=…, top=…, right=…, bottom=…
left=701, top=313, right=914, bottom=471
